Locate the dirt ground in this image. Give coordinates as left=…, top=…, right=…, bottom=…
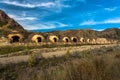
left=0, top=44, right=117, bottom=64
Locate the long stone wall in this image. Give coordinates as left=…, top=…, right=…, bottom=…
left=0, top=30, right=119, bottom=45
left=2, top=32, right=118, bottom=45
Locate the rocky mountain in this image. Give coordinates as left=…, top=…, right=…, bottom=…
left=0, top=10, right=25, bottom=32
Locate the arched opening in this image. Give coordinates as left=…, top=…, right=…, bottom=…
left=87, top=39, right=90, bottom=43
left=31, top=34, right=44, bottom=43
left=73, top=38, right=77, bottom=42
left=80, top=38, right=85, bottom=43
left=83, top=39, right=85, bottom=42
left=65, top=38, right=69, bottom=42
left=12, top=36, right=20, bottom=42
left=37, top=37, right=42, bottom=42
left=53, top=38, right=57, bottom=42
left=49, top=35, right=59, bottom=43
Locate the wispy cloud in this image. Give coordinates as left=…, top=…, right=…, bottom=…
left=93, top=29, right=105, bottom=31
left=104, top=18, right=120, bottom=23
left=0, top=1, right=56, bottom=8
left=53, top=22, right=69, bottom=27
left=80, top=20, right=97, bottom=26
left=104, top=7, right=117, bottom=11
left=23, top=24, right=56, bottom=30
left=8, top=14, right=37, bottom=21
left=0, top=0, right=70, bottom=9
left=80, top=18, right=120, bottom=26
left=22, top=22, right=69, bottom=30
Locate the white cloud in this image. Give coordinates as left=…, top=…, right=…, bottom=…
left=8, top=14, right=37, bottom=21
left=17, top=17, right=37, bottom=21
left=104, top=18, right=120, bottom=23
left=23, top=24, right=56, bottom=30
left=80, top=20, right=97, bottom=26
left=0, top=1, right=55, bottom=8
left=80, top=18, right=120, bottom=26
left=21, top=22, right=69, bottom=30
left=104, top=7, right=117, bottom=11
left=54, top=22, right=69, bottom=27
left=93, top=29, right=105, bottom=31
left=0, top=0, right=70, bottom=9
left=7, top=13, right=69, bottom=30
left=59, top=23, right=68, bottom=27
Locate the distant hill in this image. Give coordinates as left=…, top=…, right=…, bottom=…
left=101, top=28, right=120, bottom=39
left=43, top=28, right=120, bottom=40
left=32, top=28, right=120, bottom=40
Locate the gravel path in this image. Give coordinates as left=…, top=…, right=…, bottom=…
left=0, top=44, right=116, bottom=64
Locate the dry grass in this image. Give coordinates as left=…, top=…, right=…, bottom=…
left=0, top=45, right=120, bottom=80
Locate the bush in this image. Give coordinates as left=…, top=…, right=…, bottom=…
left=28, top=52, right=43, bottom=67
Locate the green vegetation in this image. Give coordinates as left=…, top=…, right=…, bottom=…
left=0, top=45, right=120, bottom=80
left=0, top=44, right=82, bottom=55
left=0, top=22, right=6, bottom=27
left=0, top=45, right=41, bottom=55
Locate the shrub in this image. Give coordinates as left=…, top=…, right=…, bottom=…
left=65, top=49, right=70, bottom=59
left=28, top=52, right=43, bottom=67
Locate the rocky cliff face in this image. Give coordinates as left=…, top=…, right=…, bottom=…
left=0, top=10, right=24, bottom=31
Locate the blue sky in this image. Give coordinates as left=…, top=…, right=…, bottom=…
left=0, top=0, right=120, bottom=31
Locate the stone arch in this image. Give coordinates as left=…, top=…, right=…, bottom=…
left=8, top=34, right=23, bottom=43
left=71, top=37, right=78, bottom=42
left=31, top=34, right=44, bottom=43
left=87, top=39, right=91, bottom=43
left=63, top=37, right=70, bottom=42
left=49, top=35, right=59, bottom=43
left=80, top=37, right=85, bottom=43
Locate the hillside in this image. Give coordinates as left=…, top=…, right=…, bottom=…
left=0, top=10, right=25, bottom=32
left=100, top=28, right=120, bottom=39
left=46, top=28, right=120, bottom=40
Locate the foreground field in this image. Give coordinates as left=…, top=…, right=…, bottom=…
left=0, top=44, right=120, bottom=80
left=0, top=44, right=117, bottom=64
